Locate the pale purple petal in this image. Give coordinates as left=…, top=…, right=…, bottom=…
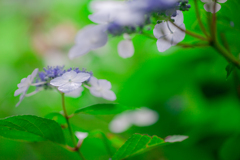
left=172, top=23, right=186, bottom=44
left=98, top=80, right=111, bottom=89
left=14, top=87, right=27, bottom=96
left=156, top=34, right=172, bottom=52
left=66, top=87, right=84, bottom=98
left=204, top=2, right=221, bottom=13
left=58, top=82, right=82, bottom=93
left=89, top=87, right=102, bottom=97
left=102, top=90, right=116, bottom=101
left=118, top=40, right=134, bottom=58
left=89, top=77, right=99, bottom=87
left=68, top=45, right=90, bottom=59
left=50, top=77, right=68, bottom=87
left=62, top=70, right=77, bottom=80
left=153, top=22, right=170, bottom=39
left=131, top=108, right=159, bottom=126
left=72, top=73, right=91, bottom=83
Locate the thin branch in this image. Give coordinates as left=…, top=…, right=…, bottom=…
left=193, top=0, right=210, bottom=37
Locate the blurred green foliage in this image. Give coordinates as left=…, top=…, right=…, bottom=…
left=0, top=0, right=240, bottom=160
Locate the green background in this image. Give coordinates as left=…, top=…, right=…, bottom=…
left=0, top=0, right=240, bottom=159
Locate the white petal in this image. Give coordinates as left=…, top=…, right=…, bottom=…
left=217, top=0, right=227, bottom=3
left=75, top=131, right=88, bottom=140
left=17, top=78, right=28, bottom=88
left=14, top=87, right=27, bottom=96
left=204, top=2, right=221, bottom=13
left=201, top=0, right=211, bottom=2
left=172, top=11, right=184, bottom=26
left=30, top=68, right=39, bottom=81
left=109, top=112, right=132, bottom=133
left=165, top=135, right=188, bottom=143
left=62, top=70, right=77, bottom=80
left=16, top=91, right=27, bottom=107
left=130, top=107, right=159, bottom=126
left=153, top=22, right=170, bottom=39
left=89, top=87, right=102, bottom=97
left=65, top=87, right=83, bottom=98
left=172, top=23, right=186, bottom=45
left=89, top=77, right=99, bottom=87
left=50, top=77, right=68, bottom=87
left=88, top=12, right=111, bottom=24
left=98, top=80, right=111, bottom=89
left=58, top=82, right=82, bottom=93
left=68, top=45, right=90, bottom=59
left=72, top=73, right=91, bottom=83
left=117, top=40, right=134, bottom=58
left=156, top=34, right=172, bottom=52
left=102, top=90, right=116, bottom=101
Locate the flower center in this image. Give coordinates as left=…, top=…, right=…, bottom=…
left=68, top=79, right=72, bottom=82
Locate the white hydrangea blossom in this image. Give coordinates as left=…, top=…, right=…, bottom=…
left=201, top=0, right=227, bottom=13
left=117, top=33, right=134, bottom=58
left=68, top=25, right=108, bottom=59
left=153, top=11, right=185, bottom=52
left=50, top=70, right=90, bottom=93
left=89, top=77, right=116, bottom=101
left=109, top=107, right=159, bottom=133
left=14, top=68, right=39, bottom=107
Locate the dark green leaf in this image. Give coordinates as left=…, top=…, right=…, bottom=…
left=0, top=115, right=65, bottom=144
left=226, top=63, right=235, bottom=79
left=75, top=103, right=137, bottom=115
left=112, top=134, right=188, bottom=160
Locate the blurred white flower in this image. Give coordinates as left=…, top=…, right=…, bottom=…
left=153, top=11, right=185, bottom=52
left=65, top=86, right=84, bottom=98
left=50, top=70, right=90, bottom=93
left=201, top=0, right=227, bottom=13
left=89, top=1, right=144, bottom=26
left=89, top=77, right=116, bottom=101
left=14, top=68, right=39, bottom=107
left=75, top=131, right=89, bottom=140
left=68, top=25, right=108, bottom=59
left=117, top=33, right=134, bottom=58
left=109, top=107, right=159, bottom=133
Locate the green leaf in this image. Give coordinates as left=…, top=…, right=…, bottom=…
left=112, top=134, right=188, bottom=160
left=45, top=112, right=66, bottom=125
left=0, top=115, right=65, bottom=144
left=226, top=63, right=235, bottom=79
left=75, top=103, right=137, bottom=115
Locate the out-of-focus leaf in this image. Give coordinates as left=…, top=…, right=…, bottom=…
left=225, top=63, right=235, bottom=79
left=0, top=115, right=65, bottom=144
left=112, top=133, right=188, bottom=160
left=45, top=112, right=66, bottom=125
left=74, top=104, right=137, bottom=115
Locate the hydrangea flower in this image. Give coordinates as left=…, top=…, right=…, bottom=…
left=153, top=11, right=185, bottom=52
left=89, top=77, right=116, bottom=101
left=75, top=131, right=88, bottom=140
left=201, top=0, right=227, bottom=13
left=50, top=70, right=91, bottom=93
left=68, top=25, right=108, bottom=59
left=109, top=107, right=159, bottom=133
left=14, top=68, right=39, bottom=107
left=117, top=34, right=134, bottom=58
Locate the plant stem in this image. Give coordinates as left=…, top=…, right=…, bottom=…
left=170, top=21, right=208, bottom=41
left=211, top=0, right=217, bottom=41
left=61, top=93, right=85, bottom=160
left=193, top=0, right=210, bottom=37
left=211, top=41, right=240, bottom=68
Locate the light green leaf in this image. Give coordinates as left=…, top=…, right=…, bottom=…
left=0, top=115, right=65, bottom=144
left=112, top=134, right=188, bottom=160
left=75, top=103, right=137, bottom=115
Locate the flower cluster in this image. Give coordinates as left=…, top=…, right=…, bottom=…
left=14, top=67, right=116, bottom=106
left=69, top=0, right=190, bottom=59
